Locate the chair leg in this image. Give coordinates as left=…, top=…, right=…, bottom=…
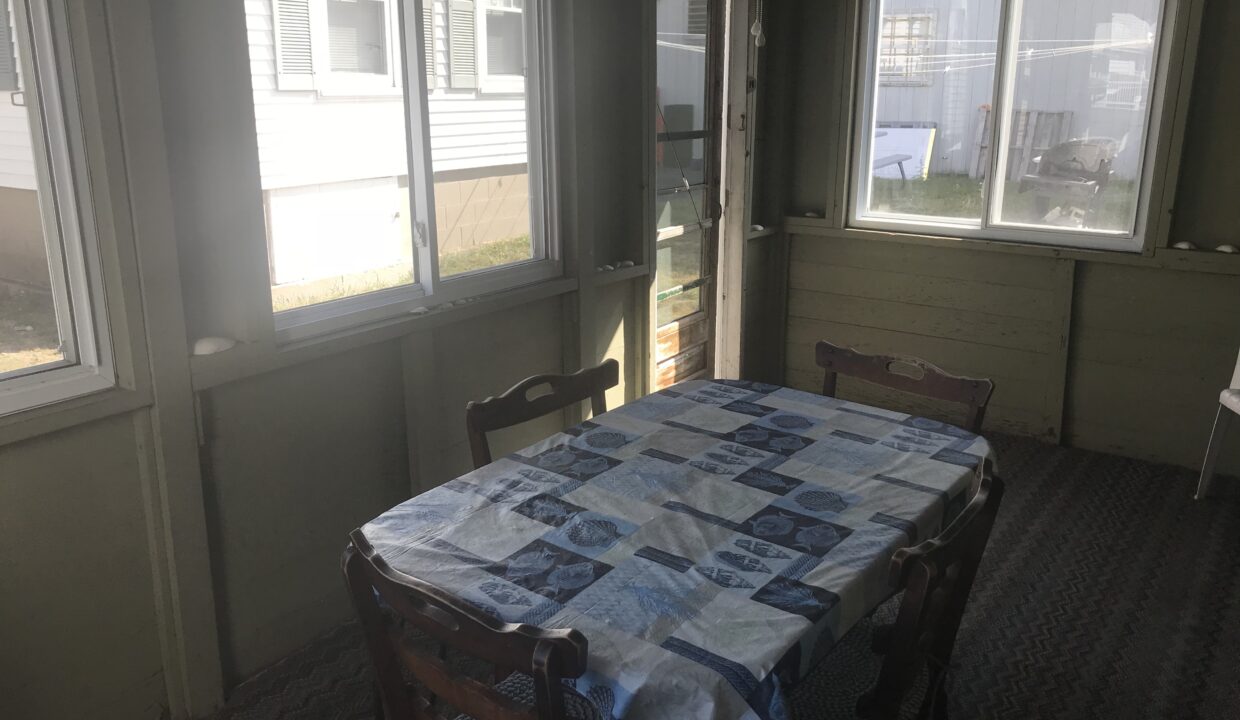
left=1196, top=405, right=1232, bottom=500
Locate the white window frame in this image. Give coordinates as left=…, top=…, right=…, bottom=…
left=0, top=0, right=114, bottom=417
left=850, top=0, right=1175, bottom=254
left=273, top=0, right=558, bottom=342
left=311, top=0, right=403, bottom=95
left=476, top=0, right=525, bottom=94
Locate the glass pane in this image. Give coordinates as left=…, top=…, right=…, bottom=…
left=656, top=230, right=704, bottom=294
left=656, top=186, right=706, bottom=229
left=432, top=5, right=535, bottom=277
left=327, top=0, right=389, bottom=75
left=657, top=0, right=709, bottom=208
left=485, top=10, right=524, bottom=76
left=0, top=1, right=69, bottom=376
left=861, top=1, right=1001, bottom=222
left=994, top=1, right=1161, bottom=234
left=657, top=286, right=702, bottom=327
left=247, top=0, right=416, bottom=312
left=656, top=139, right=705, bottom=191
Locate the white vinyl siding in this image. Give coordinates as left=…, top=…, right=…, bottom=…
left=246, top=0, right=526, bottom=188
left=0, top=0, right=32, bottom=190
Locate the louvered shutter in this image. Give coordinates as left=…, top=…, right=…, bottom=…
left=448, top=0, right=476, bottom=89
left=423, top=0, right=435, bottom=88
left=687, top=0, right=709, bottom=35
left=274, top=0, right=316, bottom=90
left=0, top=1, right=17, bottom=92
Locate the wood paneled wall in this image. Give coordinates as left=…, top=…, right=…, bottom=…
left=755, top=0, right=1240, bottom=476
left=783, top=236, right=1072, bottom=441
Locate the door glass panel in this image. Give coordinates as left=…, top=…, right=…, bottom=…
left=860, top=0, right=1001, bottom=223
left=656, top=229, right=704, bottom=294
left=657, top=286, right=702, bottom=327
left=994, top=0, right=1162, bottom=234
left=656, top=186, right=706, bottom=229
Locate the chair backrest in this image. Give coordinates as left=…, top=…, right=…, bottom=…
left=1038, top=138, right=1118, bottom=181
left=343, top=530, right=589, bottom=720
left=815, top=341, right=995, bottom=434
left=466, top=359, right=620, bottom=469
left=858, top=472, right=1006, bottom=720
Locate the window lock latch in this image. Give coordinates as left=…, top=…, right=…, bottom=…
left=415, top=220, right=429, bottom=248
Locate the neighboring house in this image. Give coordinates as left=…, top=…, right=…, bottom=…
left=247, top=0, right=534, bottom=288
left=875, top=0, right=1160, bottom=178
left=0, top=0, right=48, bottom=288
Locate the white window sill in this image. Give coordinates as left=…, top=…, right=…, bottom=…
left=782, top=216, right=1240, bottom=276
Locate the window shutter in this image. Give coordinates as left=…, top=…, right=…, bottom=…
left=687, top=0, right=709, bottom=35
left=448, top=0, right=476, bottom=89
left=273, top=0, right=316, bottom=90
left=423, top=0, right=435, bottom=88
left=0, top=1, right=18, bottom=92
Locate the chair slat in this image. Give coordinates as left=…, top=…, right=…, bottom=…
left=466, top=359, right=620, bottom=468
left=396, top=640, right=539, bottom=720
left=814, top=341, right=994, bottom=433
left=858, top=473, right=1006, bottom=720
left=343, top=531, right=589, bottom=720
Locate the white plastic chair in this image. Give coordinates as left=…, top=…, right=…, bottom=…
left=1196, top=350, right=1240, bottom=499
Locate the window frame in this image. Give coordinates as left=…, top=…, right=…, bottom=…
left=271, top=0, right=558, bottom=343
left=476, top=0, right=526, bottom=94
left=311, top=0, right=403, bottom=96
left=848, top=0, right=1178, bottom=254
left=0, top=0, right=115, bottom=417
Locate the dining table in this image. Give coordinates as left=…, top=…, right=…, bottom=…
left=359, top=378, right=995, bottom=720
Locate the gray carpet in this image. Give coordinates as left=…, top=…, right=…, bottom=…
left=212, top=435, right=1240, bottom=720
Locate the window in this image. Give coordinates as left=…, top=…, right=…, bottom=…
left=274, top=0, right=399, bottom=93
left=853, top=0, right=1170, bottom=252
left=0, top=0, right=113, bottom=415
left=326, top=0, right=389, bottom=75
left=478, top=0, right=524, bottom=92
left=879, top=13, right=935, bottom=86
left=250, top=0, right=556, bottom=340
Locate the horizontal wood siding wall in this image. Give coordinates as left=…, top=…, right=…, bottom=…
left=780, top=237, right=1240, bottom=474
left=784, top=235, right=1071, bottom=440
left=245, top=0, right=528, bottom=189
left=1066, top=263, right=1240, bottom=471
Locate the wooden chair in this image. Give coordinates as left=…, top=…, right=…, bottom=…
left=343, top=530, right=591, bottom=720
left=858, top=472, right=1006, bottom=720
left=466, top=359, right=620, bottom=469
left=815, top=341, right=995, bottom=434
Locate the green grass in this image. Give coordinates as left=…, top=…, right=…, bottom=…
left=439, top=235, right=533, bottom=278
left=270, top=236, right=535, bottom=312
left=870, top=175, right=1138, bottom=232
left=0, top=288, right=63, bottom=374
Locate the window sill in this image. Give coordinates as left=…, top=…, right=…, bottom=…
left=189, top=276, right=579, bottom=391
left=782, top=216, right=1240, bottom=276
left=0, top=383, right=151, bottom=448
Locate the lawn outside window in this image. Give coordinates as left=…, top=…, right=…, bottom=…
left=255, top=0, right=558, bottom=343
left=851, top=0, right=1173, bottom=253
left=0, top=0, right=115, bottom=417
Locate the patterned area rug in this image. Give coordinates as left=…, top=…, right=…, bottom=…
left=211, top=435, right=1240, bottom=720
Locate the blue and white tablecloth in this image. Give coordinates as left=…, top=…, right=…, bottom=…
left=361, top=379, right=994, bottom=720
